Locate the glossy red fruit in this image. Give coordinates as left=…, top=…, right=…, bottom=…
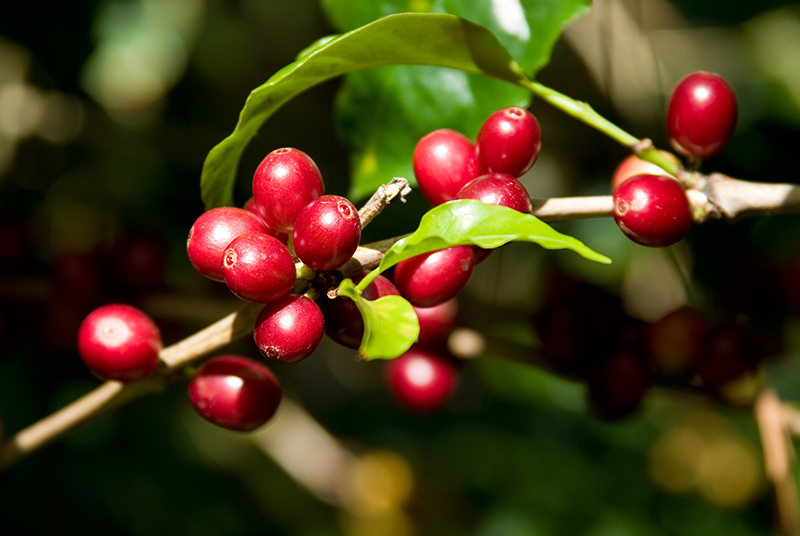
left=254, top=294, right=324, bottom=363
left=319, top=273, right=400, bottom=349
left=413, top=129, right=480, bottom=206
left=187, top=207, right=267, bottom=282
left=252, top=148, right=325, bottom=233
left=78, top=304, right=162, bottom=382
left=243, top=197, right=289, bottom=244
left=476, top=107, right=542, bottom=177
left=188, top=355, right=282, bottom=432
left=456, top=173, right=533, bottom=214
left=386, top=348, right=458, bottom=413
left=612, top=174, right=693, bottom=247
left=667, top=71, right=737, bottom=159
left=293, top=195, right=361, bottom=271
left=610, top=151, right=680, bottom=192
left=394, top=246, right=475, bottom=308
left=222, top=233, right=296, bottom=303
left=414, top=299, right=458, bottom=350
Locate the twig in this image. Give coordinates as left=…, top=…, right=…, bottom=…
left=358, top=177, right=411, bottom=229
left=756, top=389, right=800, bottom=536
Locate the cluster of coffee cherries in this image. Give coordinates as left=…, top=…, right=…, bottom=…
left=611, top=71, right=737, bottom=248
left=533, top=271, right=780, bottom=419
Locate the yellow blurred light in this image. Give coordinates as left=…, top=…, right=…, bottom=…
left=348, top=450, right=414, bottom=516
left=0, top=82, right=44, bottom=138
left=697, top=438, right=764, bottom=507
left=340, top=509, right=415, bottom=536
left=648, top=425, right=708, bottom=493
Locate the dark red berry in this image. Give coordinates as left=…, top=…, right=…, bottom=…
left=293, top=195, right=361, bottom=271
left=78, top=304, right=162, bottom=381
left=319, top=272, right=400, bottom=349
left=188, top=355, right=282, bottom=432
left=252, top=148, right=325, bottom=233
left=646, top=306, right=708, bottom=376
left=386, top=348, right=458, bottom=413
left=113, top=231, right=169, bottom=290
left=50, top=251, right=106, bottom=308
left=696, top=321, right=760, bottom=390
left=667, top=71, right=737, bottom=159
left=456, top=173, right=533, bottom=213
left=243, top=197, right=289, bottom=244
left=612, top=174, right=693, bottom=247
left=586, top=350, right=651, bottom=420
left=222, top=233, right=296, bottom=303
left=413, top=129, right=480, bottom=206
left=187, top=207, right=267, bottom=282
left=394, top=246, right=475, bottom=308
left=414, top=299, right=457, bottom=350
left=476, top=107, right=541, bottom=177
left=254, top=294, right=324, bottom=363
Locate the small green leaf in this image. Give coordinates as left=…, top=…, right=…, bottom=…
left=337, top=279, right=420, bottom=360
left=200, top=13, right=528, bottom=210
left=358, top=200, right=609, bottom=290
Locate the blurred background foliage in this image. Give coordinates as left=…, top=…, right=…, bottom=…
left=2, top=0, right=800, bottom=534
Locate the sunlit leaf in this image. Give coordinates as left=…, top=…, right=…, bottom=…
left=200, top=13, right=528, bottom=209
left=337, top=278, right=419, bottom=360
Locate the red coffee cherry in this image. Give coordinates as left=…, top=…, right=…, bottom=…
left=187, top=207, right=267, bottom=282
left=188, top=355, right=282, bottom=432
left=243, top=197, right=289, bottom=244
left=252, top=148, right=325, bottom=233
left=414, top=299, right=458, bottom=350
left=386, top=348, right=458, bottom=413
left=612, top=174, right=693, bottom=247
left=586, top=350, right=651, bottom=420
left=394, top=246, right=475, bottom=308
left=293, top=195, right=361, bottom=271
left=222, top=233, right=296, bottom=303
left=413, top=129, right=480, bottom=205
left=666, top=71, right=737, bottom=159
left=476, top=107, right=542, bottom=177
left=610, top=151, right=680, bottom=192
left=319, top=273, right=400, bottom=349
left=254, top=294, right=324, bottom=364
left=456, top=172, right=532, bottom=214
left=78, top=304, right=162, bottom=382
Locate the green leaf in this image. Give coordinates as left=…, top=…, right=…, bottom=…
left=322, top=0, right=591, bottom=200
left=200, top=12, right=528, bottom=209
left=358, top=200, right=610, bottom=290
left=337, top=279, right=420, bottom=360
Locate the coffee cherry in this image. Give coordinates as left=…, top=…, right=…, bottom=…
left=394, top=246, right=475, bottom=308
left=646, top=306, right=708, bottom=376
left=188, top=355, right=282, bottom=432
left=318, top=272, right=400, bottom=349
left=254, top=294, right=324, bottom=363
left=243, top=197, right=289, bottom=244
left=252, top=148, right=325, bottom=233
left=586, top=350, right=651, bottom=420
left=612, top=174, right=693, bottom=247
left=413, top=129, right=480, bottom=205
left=611, top=151, right=680, bottom=192
left=78, top=304, right=162, bottom=382
left=666, top=71, right=737, bottom=159
left=187, top=207, right=267, bottom=282
left=222, top=233, right=296, bottom=303
left=293, top=195, right=361, bottom=271
left=386, top=348, right=458, bottom=413
left=414, top=299, right=457, bottom=350
left=456, top=173, right=533, bottom=213
left=696, top=321, right=760, bottom=390
left=476, top=107, right=542, bottom=177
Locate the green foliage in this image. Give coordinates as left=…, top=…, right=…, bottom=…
left=359, top=200, right=610, bottom=293
left=336, top=278, right=420, bottom=360
left=200, top=12, right=530, bottom=210
left=322, top=0, right=590, bottom=199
